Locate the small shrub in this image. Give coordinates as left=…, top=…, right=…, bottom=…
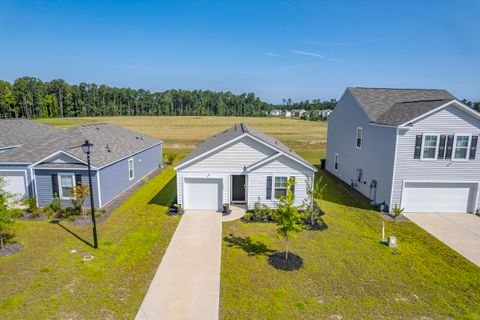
left=87, top=208, right=107, bottom=218
left=24, top=197, right=37, bottom=213
left=61, top=207, right=80, bottom=220
left=30, top=208, right=43, bottom=219
left=50, top=195, right=62, bottom=212
left=247, top=201, right=272, bottom=222
left=42, top=206, right=55, bottom=218
left=392, top=204, right=404, bottom=222
left=8, top=208, right=24, bottom=218
left=164, top=152, right=177, bottom=165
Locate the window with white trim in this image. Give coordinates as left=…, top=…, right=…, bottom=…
left=128, top=158, right=135, bottom=180
left=334, top=153, right=339, bottom=171
left=453, top=135, right=470, bottom=160
left=59, top=174, right=75, bottom=199
left=356, top=127, right=363, bottom=149
left=421, top=135, right=438, bottom=159
left=274, top=176, right=288, bottom=198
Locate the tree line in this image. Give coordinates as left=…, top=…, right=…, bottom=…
left=0, top=77, right=276, bottom=118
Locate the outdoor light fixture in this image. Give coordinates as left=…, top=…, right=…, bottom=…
left=81, top=140, right=98, bottom=249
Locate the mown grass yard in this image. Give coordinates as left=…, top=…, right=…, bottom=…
left=220, top=171, right=480, bottom=319
left=17, top=116, right=480, bottom=319
left=0, top=167, right=179, bottom=320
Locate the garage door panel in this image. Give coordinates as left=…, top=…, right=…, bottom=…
left=402, top=182, right=477, bottom=213
left=184, top=178, right=222, bottom=210
left=0, top=171, right=28, bottom=200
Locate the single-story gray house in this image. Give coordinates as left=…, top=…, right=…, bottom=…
left=174, top=123, right=317, bottom=211
left=326, top=87, right=480, bottom=214
left=0, top=119, right=162, bottom=208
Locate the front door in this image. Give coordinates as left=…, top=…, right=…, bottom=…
left=231, top=175, right=246, bottom=202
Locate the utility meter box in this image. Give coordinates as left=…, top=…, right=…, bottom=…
left=388, top=236, right=397, bottom=248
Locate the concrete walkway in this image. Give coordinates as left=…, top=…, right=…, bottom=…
left=404, top=212, right=480, bottom=267
left=136, top=210, right=222, bottom=320
left=222, top=204, right=246, bottom=222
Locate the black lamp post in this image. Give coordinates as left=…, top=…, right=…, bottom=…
left=81, top=140, right=98, bottom=249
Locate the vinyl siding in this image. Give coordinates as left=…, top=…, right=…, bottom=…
left=247, top=155, right=313, bottom=209
left=34, top=169, right=100, bottom=208
left=180, top=136, right=275, bottom=174
left=326, top=90, right=397, bottom=206
left=392, top=105, right=480, bottom=211
left=99, top=144, right=162, bottom=206
left=176, top=136, right=315, bottom=209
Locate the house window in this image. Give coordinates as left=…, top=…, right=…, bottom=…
left=453, top=135, right=470, bottom=160
left=274, top=177, right=288, bottom=198
left=128, top=158, right=135, bottom=180
left=334, top=153, right=339, bottom=171
left=356, top=127, right=363, bottom=149
left=59, top=174, right=75, bottom=199
left=421, top=135, right=438, bottom=159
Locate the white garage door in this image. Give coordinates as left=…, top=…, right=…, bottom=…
left=184, top=178, right=222, bottom=210
left=0, top=171, right=28, bottom=200
left=402, top=182, right=477, bottom=213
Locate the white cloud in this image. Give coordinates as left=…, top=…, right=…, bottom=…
left=265, top=52, right=281, bottom=57
left=293, top=50, right=326, bottom=58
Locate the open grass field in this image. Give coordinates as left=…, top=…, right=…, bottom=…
left=36, top=116, right=327, bottom=164
left=3, top=116, right=479, bottom=319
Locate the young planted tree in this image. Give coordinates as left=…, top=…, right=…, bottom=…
left=69, top=184, right=90, bottom=216
left=273, top=177, right=307, bottom=260
left=304, top=174, right=327, bottom=226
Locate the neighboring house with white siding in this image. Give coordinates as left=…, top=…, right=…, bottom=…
left=174, top=123, right=317, bottom=211
left=0, top=119, right=162, bottom=208
left=326, top=87, right=480, bottom=214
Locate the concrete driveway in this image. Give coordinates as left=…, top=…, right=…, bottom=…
left=136, top=210, right=222, bottom=320
left=404, top=212, right=480, bottom=267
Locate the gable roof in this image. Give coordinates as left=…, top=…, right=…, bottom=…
left=175, top=123, right=316, bottom=171
left=348, top=87, right=457, bottom=126
left=0, top=120, right=162, bottom=167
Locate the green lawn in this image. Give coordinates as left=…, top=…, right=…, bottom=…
left=11, top=116, right=480, bottom=319
left=220, top=171, right=480, bottom=319
left=0, top=167, right=179, bottom=320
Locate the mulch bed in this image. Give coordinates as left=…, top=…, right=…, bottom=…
left=267, top=251, right=303, bottom=271
left=0, top=243, right=23, bottom=257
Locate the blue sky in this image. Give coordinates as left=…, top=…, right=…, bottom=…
left=0, top=0, right=479, bottom=103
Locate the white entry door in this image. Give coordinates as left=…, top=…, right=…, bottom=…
left=402, top=182, right=477, bottom=213
left=184, top=178, right=222, bottom=210
left=0, top=171, right=28, bottom=200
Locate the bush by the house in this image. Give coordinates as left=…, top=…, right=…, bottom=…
left=164, top=152, right=177, bottom=165
left=50, top=195, right=62, bottom=212
left=244, top=201, right=273, bottom=222
left=87, top=207, right=107, bottom=218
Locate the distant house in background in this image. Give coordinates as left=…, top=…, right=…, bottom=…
left=291, top=109, right=307, bottom=117
left=326, top=87, right=480, bottom=214
left=270, top=109, right=282, bottom=116
left=175, top=123, right=316, bottom=211
left=0, top=120, right=162, bottom=208
left=317, top=109, right=333, bottom=119
left=282, top=110, right=292, bottom=117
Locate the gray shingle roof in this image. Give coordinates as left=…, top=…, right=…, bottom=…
left=0, top=119, right=59, bottom=147
left=0, top=120, right=162, bottom=167
left=176, top=123, right=315, bottom=170
left=348, top=87, right=456, bottom=126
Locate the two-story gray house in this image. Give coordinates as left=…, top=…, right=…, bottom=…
left=0, top=120, right=162, bottom=208
left=326, top=87, right=480, bottom=214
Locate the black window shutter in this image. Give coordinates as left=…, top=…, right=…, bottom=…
left=445, top=135, right=454, bottom=159
left=290, top=176, right=295, bottom=195
left=438, top=135, right=446, bottom=159
left=414, top=135, right=422, bottom=159
left=266, top=176, right=272, bottom=200
left=51, top=174, right=59, bottom=197
left=75, top=174, right=82, bottom=186
left=469, top=136, right=478, bottom=159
